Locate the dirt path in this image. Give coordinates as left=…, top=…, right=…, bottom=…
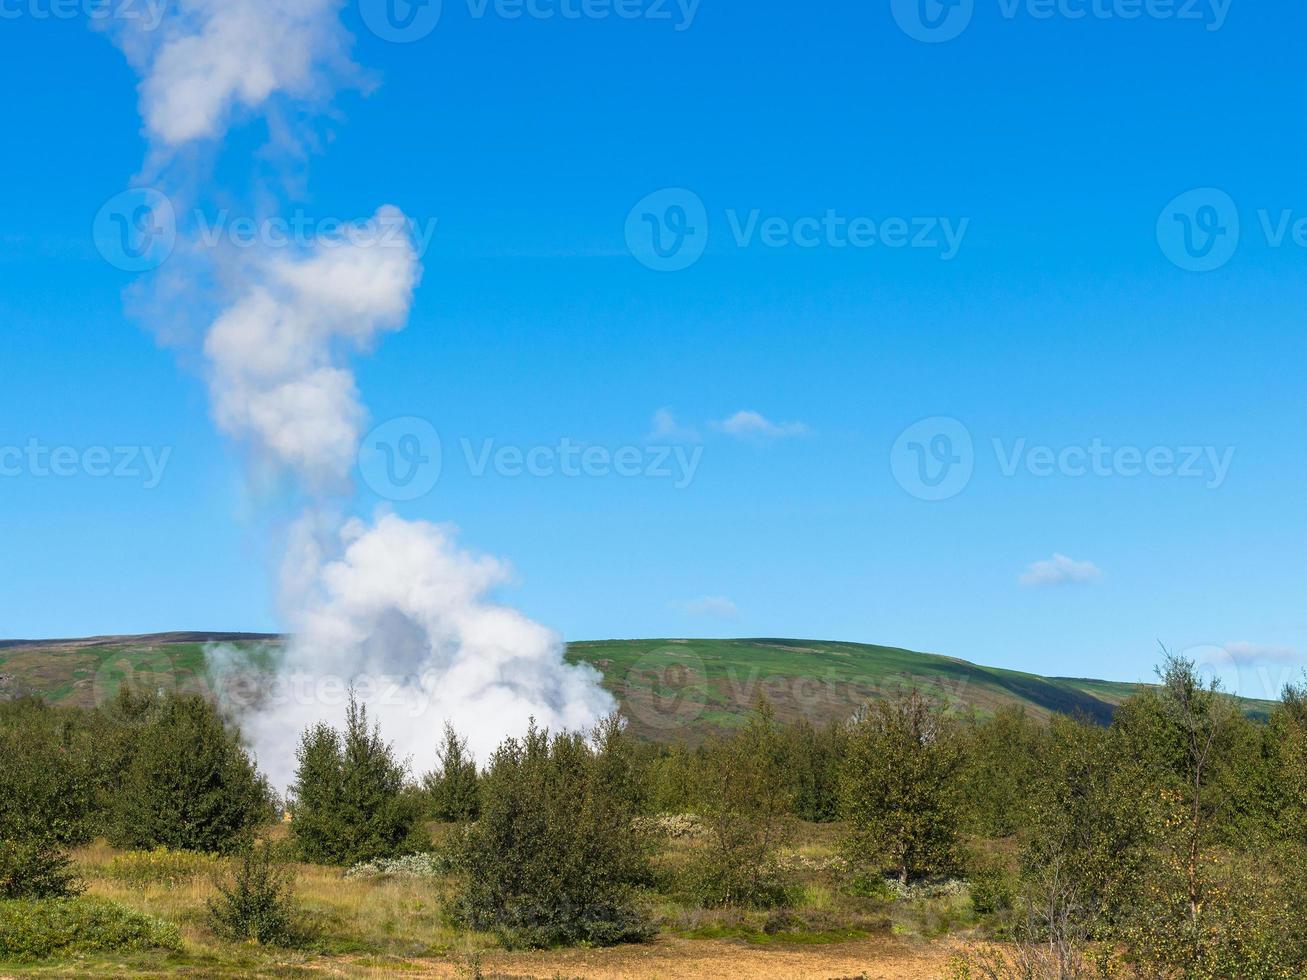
left=316, top=936, right=957, bottom=979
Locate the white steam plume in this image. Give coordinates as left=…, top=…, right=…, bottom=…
left=100, top=0, right=355, bottom=151
left=105, top=2, right=615, bottom=787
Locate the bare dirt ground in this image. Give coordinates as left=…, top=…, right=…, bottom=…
left=314, top=936, right=958, bottom=979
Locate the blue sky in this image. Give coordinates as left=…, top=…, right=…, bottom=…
left=1, top=0, right=1305, bottom=698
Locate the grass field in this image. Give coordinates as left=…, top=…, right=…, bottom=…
left=0, top=633, right=1276, bottom=738
left=0, top=823, right=964, bottom=978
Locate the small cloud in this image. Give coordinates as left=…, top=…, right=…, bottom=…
left=712, top=410, right=809, bottom=441
left=1221, top=642, right=1300, bottom=664
left=1019, top=554, right=1103, bottom=588
left=647, top=408, right=701, bottom=443
left=678, top=596, right=740, bottom=619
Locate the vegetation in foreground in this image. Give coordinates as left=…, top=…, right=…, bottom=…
left=0, top=651, right=1304, bottom=977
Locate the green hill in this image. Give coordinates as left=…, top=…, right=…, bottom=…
left=0, top=633, right=1277, bottom=740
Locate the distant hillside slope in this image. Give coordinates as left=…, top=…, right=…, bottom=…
left=0, top=633, right=1277, bottom=738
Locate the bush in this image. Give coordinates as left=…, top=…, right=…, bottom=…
left=109, top=693, right=272, bottom=853
left=0, top=699, right=101, bottom=846
left=290, top=693, right=425, bottom=866
left=206, top=843, right=307, bottom=947
left=0, top=838, right=82, bottom=899
left=103, top=848, right=225, bottom=887
left=459, top=716, right=652, bottom=948
left=344, top=851, right=454, bottom=880
left=0, top=897, right=181, bottom=960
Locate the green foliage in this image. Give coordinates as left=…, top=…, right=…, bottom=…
left=967, top=862, right=1015, bottom=919
left=458, top=715, right=652, bottom=948
left=423, top=722, right=480, bottom=822
left=841, top=689, right=964, bottom=885
left=0, top=697, right=102, bottom=846
left=206, top=843, right=307, bottom=947
left=0, top=897, right=181, bottom=960
left=957, top=705, right=1041, bottom=837
left=783, top=718, right=845, bottom=823
left=109, top=692, right=272, bottom=853
left=290, top=693, right=425, bottom=865
left=691, top=699, right=796, bottom=908
left=0, top=838, right=82, bottom=899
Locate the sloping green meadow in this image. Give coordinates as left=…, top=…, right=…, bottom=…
left=0, top=634, right=1275, bottom=737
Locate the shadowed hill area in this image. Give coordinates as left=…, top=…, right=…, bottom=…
left=0, top=633, right=1277, bottom=738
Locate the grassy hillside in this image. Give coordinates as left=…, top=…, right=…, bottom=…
left=0, top=633, right=1277, bottom=738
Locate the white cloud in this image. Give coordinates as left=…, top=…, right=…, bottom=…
left=1019, top=554, right=1103, bottom=588
left=712, top=410, right=810, bottom=441
left=101, top=0, right=356, bottom=149
left=679, top=596, right=740, bottom=619
left=647, top=408, right=701, bottom=443
left=1221, top=642, right=1300, bottom=664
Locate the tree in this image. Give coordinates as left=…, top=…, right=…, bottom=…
left=785, top=717, right=845, bottom=823
left=459, top=715, right=652, bottom=947
left=422, top=723, right=480, bottom=822
left=290, top=693, right=424, bottom=865
left=958, top=705, right=1041, bottom=837
left=841, top=689, right=963, bottom=885
left=109, top=693, right=271, bottom=853
left=693, top=698, right=795, bottom=906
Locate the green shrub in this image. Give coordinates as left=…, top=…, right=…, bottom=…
left=458, top=716, right=652, bottom=948
left=967, top=864, right=1015, bottom=918
left=109, top=693, right=272, bottom=854
left=290, top=694, right=425, bottom=866
left=0, top=699, right=101, bottom=846
left=0, top=897, right=181, bottom=960
left=0, top=838, right=82, bottom=899
left=206, top=843, right=307, bottom=947
left=103, top=847, right=225, bottom=887
left=423, top=723, right=481, bottom=822
left=693, top=699, right=796, bottom=908
left=344, top=851, right=454, bottom=880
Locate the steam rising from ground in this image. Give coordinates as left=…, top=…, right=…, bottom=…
left=105, top=2, right=615, bottom=788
